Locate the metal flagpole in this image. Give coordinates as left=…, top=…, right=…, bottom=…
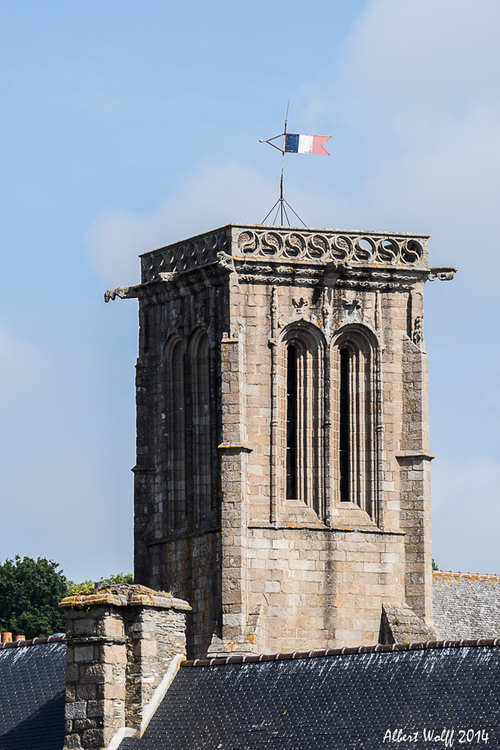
left=260, top=104, right=307, bottom=228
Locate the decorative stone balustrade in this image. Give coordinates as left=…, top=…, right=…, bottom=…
left=140, top=224, right=429, bottom=283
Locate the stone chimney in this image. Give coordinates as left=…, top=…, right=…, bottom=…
left=59, top=584, right=191, bottom=750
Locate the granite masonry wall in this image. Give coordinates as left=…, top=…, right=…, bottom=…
left=109, top=224, right=455, bottom=658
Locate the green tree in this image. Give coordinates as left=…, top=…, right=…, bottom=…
left=66, top=572, right=134, bottom=595
left=0, top=555, right=68, bottom=639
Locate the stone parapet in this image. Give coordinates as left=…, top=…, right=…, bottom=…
left=139, top=224, right=432, bottom=283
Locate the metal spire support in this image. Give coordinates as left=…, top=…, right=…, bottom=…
left=259, top=106, right=307, bottom=228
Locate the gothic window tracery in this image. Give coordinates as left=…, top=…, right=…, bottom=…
left=332, top=327, right=377, bottom=518
left=164, top=329, right=215, bottom=531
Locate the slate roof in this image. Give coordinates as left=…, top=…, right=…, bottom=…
left=120, top=640, right=500, bottom=750
left=0, top=637, right=66, bottom=750
left=433, top=570, right=500, bottom=639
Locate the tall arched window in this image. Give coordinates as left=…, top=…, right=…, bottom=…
left=332, top=327, right=377, bottom=518
left=279, top=324, right=324, bottom=519
left=189, top=331, right=213, bottom=522
left=165, top=338, right=187, bottom=529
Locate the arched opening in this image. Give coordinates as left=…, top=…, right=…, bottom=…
left=165, top=337, right=187, bottom=530
left=332, top=327, right=378, bottom=518
left=279, top=324, right=325, bottom=519
left=339, top=346, right=350, bottom=504
left=286, top=344, right=298, bottom=501
left=189, top=331, right=213, bottom=522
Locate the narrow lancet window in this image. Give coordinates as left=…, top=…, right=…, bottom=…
left=339, top=347, right=350, bottom=502
left=280, top=325, right=324, bottom=518
left=192, top=334, right=212, bottom=521
left=171, top=342, right=187, bottom=523
left=286, top=345, right=298, bottom=500
left=334, top=329, right=377, bottom=518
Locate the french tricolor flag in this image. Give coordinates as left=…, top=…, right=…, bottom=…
left=285, top=134, right=331, bottom=155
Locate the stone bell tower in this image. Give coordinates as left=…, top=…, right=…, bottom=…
left=107, top=223, right=455, bottom=659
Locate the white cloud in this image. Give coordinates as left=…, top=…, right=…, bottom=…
left=86, top=161, right=280, bottom=286
left=301, top=0, right=500, bottom=275
left=341, top=0, right=500, bottom=113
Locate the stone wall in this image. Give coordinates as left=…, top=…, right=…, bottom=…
left=110, top=224, right=455, bottom=657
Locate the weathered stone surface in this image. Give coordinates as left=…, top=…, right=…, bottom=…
left=118, top=224, right=455, bottom=657
left=60, top=584, right=189, bottom=750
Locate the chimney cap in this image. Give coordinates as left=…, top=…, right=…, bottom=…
left=59, top=583, right=191, bottom=612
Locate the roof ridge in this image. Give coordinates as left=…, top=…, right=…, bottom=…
left=0, top=634, right=66, bottom=650
left=433, top=570, right=500, bottom=581
left=182, top=638, right=500, bottom=667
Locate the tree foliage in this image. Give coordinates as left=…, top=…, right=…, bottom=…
left=66, top=572, right=134, bottom=595
left=0, top=558, right=135, bottom=639
left=0, top=555, right=68, bottom=639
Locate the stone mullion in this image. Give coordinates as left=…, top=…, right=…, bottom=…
left=330, top=345, right=340, bottom=509
left=314, top=347, right=324, bottom=519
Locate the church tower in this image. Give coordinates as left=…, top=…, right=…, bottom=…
left=111, top=224, right=455, bottom=658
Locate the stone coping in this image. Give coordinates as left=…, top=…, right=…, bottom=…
left=433, top=570, right=500, bottom=583
left=182, top=638, right=500, bottom=667
left=58, top=583, right=191, bottom=611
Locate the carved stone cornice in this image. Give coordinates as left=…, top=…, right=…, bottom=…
left=106, top=226, right=457, bottom=302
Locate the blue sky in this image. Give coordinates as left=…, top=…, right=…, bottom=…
left=0, top=0, right=498, bottom=582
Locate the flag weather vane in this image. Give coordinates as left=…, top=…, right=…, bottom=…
left=260, top=110, right=331, bottom=227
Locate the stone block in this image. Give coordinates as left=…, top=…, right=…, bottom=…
left=66, top=701, right=87, bottom=720
left=74, top=646, right=95, bottom=664
left=102, top=644, right=126, bottom=665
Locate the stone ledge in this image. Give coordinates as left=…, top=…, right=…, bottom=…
left=59, top=584, right=191, bottom=612
left=248, top=522, right=405, bottom=536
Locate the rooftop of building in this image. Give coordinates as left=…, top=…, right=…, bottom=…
left=433, top=569, right=500, bottom=640
left=0, top=637, right=66, bottom=750
left=121, top=639, right=500, bottom=749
